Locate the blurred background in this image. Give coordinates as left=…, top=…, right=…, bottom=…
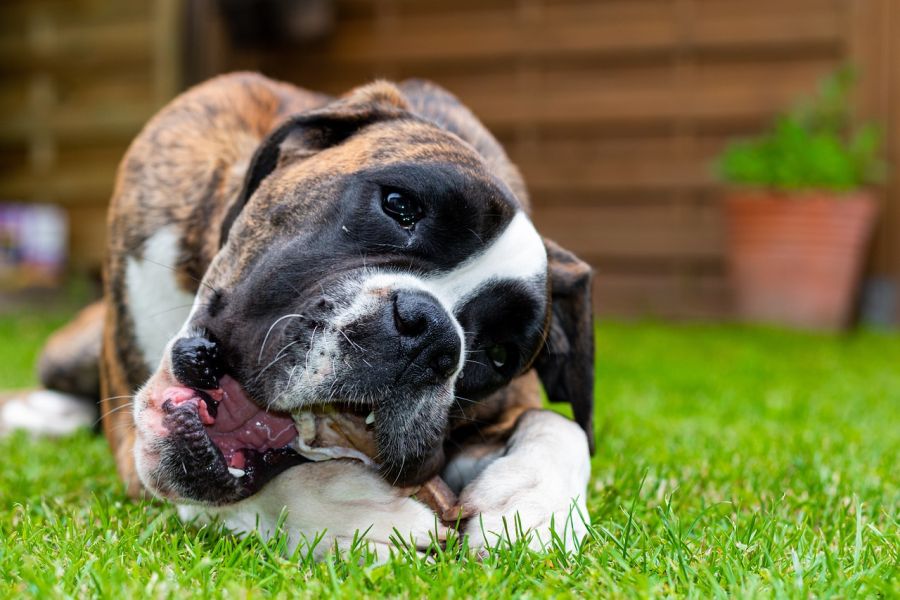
left=1, top=0, right=899, bottom=328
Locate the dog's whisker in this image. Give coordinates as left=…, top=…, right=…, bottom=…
left=453, top=394, right=477, bottom=405
left=303, top=326, right=319, bottom=383
left=98, top=402, right=134, bottom=417
left=269, top=339, right=303, bottom=369
left=147, top=302, right=211, bottom=320
left=95, top=401, right=136, bottom=425
left=337, top=328, right=366, bottom=354
left=258, top=313, right=304, bottom=364
left=102, top=394, right=135, bottom=403
left=465, top=227, right=485, bottom=244
left=253, top=340, right=301, bottom=383
left=278, top=364, right=301, bottom=405
left=139, top=256, right=219, bottom=294
left=390, top=455, right=406, bottom=487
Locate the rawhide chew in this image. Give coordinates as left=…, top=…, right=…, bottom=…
left=291, top=406, right=459, bottom=521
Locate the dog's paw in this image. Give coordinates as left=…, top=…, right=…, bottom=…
left=0, top=390, right=96, bottom=437
left=456, top=458, right=590, bottom=555
left=453, top=411, right=592, bottom=554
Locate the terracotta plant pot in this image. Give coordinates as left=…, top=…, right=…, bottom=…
left=724, top=191, right=879, bottom=330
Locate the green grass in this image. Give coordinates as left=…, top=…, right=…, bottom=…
left=0, top=312, right=897, bottom=598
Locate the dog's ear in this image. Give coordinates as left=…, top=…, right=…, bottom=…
left=219, top=81, right=410, bottom=246
left=534, top=238, right=595, bottom=454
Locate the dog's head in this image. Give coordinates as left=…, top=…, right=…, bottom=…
left=133, top=81, right=594, bottom=505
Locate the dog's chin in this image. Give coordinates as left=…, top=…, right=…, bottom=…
left=134, top=370, right=447, bottom=505
left=377, top=437, right=447, bottom=488
left=373, top=387, right=452, bottom=486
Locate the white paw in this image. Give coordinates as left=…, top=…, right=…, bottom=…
left=457, top=411, right=592, bottom=554
left=0, top=390, right=96, bottom=437
left=462, top=491, right=590, bottom=554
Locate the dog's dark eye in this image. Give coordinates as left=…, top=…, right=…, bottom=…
left=381, top=189, right=424, bottom=229
left=487, top=344, right=508, bottom=369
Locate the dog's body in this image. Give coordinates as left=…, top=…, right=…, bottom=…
left=2, top=73, right=594, bottom=556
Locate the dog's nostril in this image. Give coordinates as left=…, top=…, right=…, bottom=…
left=393, top=292, right=429, bottom=337
left=432, top=353, right=457, bottom=379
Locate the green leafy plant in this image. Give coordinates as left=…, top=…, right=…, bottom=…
left=717, top=68, right=885, bottom=191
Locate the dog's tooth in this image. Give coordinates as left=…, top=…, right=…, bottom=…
left=365, top=411, right=375, bottom=425
left=228, top=467, right=246, bottom=478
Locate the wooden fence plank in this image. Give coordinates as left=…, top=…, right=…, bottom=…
left=531, top=201, right=724, bottom=262
left=0, top=20, right=153, bottom=71
left=309, top=0, right=841, bottom=66
left=0, top=164, right=117, bottom=205
left=456, top=60, right=836, bottom=129
left=0, top=104, right=154, bottom=144
left=593, top=271, right=732, bottom=319
left=511, top=135, right=730, bottom=194
left=66, top=204, right=108, bottom=270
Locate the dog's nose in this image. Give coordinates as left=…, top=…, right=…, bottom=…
left=392, top=290, right=460, bottom=380
left=171, top=336, right=225, bottom=390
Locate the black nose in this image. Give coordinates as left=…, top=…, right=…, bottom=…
left=171, top=336, right=225, bottom=390
left=392, top=290, right=460, bottom=381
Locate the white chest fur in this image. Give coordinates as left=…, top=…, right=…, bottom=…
left=124, top=227, right=196, bottom=370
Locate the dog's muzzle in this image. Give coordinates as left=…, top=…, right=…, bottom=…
left=133, top=286, right=465, bottom=504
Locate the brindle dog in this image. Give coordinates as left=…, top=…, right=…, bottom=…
left=2, top=73, right=594, bottom=555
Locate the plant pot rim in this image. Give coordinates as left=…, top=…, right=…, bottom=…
left=722, top=186, right=877, bottom=202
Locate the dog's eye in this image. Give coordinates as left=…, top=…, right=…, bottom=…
left=381, top=189, right=424, bottom=229
left=487, top=344, right=508, bottom=369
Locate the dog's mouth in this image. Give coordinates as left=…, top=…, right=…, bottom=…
left=198, top=375, right=299, bottom=474
left=157, top=373, right=374, bottom=504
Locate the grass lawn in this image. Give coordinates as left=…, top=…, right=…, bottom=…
left=0, top=311, right=897, bottom=598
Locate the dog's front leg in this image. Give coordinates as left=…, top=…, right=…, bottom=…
left=448, top=410, right=592, bottom=553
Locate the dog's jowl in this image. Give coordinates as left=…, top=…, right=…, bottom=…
left=3, top=73, right=596, bottom=555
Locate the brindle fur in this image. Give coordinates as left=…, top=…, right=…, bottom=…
left=25, top=72, right=592, bottom=497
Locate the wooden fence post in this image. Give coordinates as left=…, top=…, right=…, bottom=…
left=847, top=0, right=900, bottom=323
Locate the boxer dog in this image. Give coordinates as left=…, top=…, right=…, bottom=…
left=1, top=73, right=594, bottom=557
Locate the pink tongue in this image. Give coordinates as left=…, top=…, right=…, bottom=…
left=205, top=375, right=296, bottom=466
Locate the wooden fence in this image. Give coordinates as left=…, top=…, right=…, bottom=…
left=0, top=0, right=180, bottom=271
left=2, top=0, right=899, bottom=320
